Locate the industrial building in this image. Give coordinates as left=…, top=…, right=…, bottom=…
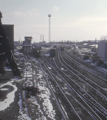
left=98, top=41, right=107, bottom=61
left=3, top=24, right=14, bottom=52
left=0, top=11, right=20, bottom=76
left=23, top=36, right=32, bottom=55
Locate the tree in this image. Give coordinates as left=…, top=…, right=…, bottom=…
left=100, top=35, right=107, bottom=41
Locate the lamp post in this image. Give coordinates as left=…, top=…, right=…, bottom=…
left=48, top=14, right=51, bottom=43
left=0, top=11, right=2, bottom=24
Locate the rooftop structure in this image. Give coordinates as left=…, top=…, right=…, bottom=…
left=23, top=36, right=32, bottom=55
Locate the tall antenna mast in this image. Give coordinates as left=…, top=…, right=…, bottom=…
left=0, top=11, right=3, bottom=24
left=48, top=14, right=51, bottom=43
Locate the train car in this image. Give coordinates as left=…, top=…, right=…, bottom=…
left=32, top=47, right=41, bottom=58
left=35, top=49, right=41, bottom=57
left=50, top=48, right=56, bottom=57
left=60, top=45, right=64, bottom=51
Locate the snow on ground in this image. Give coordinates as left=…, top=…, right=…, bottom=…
left=16, top=63, right=56, bottom=120
left=36, top=70, right=56, bottom=120
left=0, top=80, right=17, bottom=111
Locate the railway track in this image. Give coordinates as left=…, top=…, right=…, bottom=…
left=62, top=51, right=107, bottom=91
left=59, top=51, right=107, bottom=98
left=39, top=61, right=68, bottom=120
left=65, top=49, right=107, bottom=80
left=41, top=55, right=103, bottom=120
left=17, top=49, right=107, bottom=120
left=52, top=52, right=107, bottom=119
left=39, top=59, right=82, bottom=120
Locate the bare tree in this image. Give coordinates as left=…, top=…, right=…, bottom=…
left=100, top=35, right=107, bottom=41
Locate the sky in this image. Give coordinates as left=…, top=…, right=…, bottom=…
left=0, top=0, right=107, bottom=42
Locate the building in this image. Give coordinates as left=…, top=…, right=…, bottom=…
left=3, top=24, right=14, bottom=52
left=23, top=36, right=32, bottom=55
left=98, top=41, right=107, bottom=61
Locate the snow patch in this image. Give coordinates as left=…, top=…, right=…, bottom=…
left=0, top=81, right=17, bottom=111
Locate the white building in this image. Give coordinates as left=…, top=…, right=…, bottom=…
left=98, top=41, right=107, bottom=61
left=23, top=36, right=32, bottom=55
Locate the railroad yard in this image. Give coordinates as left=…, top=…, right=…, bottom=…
left=0, top=45, right=107, bottom=120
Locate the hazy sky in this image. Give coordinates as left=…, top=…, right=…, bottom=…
left=0, top=0, right=107, bottom=42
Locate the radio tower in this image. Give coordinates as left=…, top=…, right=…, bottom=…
left=48, top=14, right=51, bottom=43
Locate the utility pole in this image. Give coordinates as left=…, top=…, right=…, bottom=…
left=48, top=14, right=51, bottom=43
left=95, top=38, right=97, bottom=53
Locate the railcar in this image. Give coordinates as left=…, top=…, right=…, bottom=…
left=60, top=45, right=64, bottom=51
left=35, top=49, right=41, bottom=57
left=32, top=47, right=41, bottom=58
left=50, top=48, right=56, bottom=57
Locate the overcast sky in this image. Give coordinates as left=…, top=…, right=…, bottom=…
left=0, top=0, right=107, bottom=42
